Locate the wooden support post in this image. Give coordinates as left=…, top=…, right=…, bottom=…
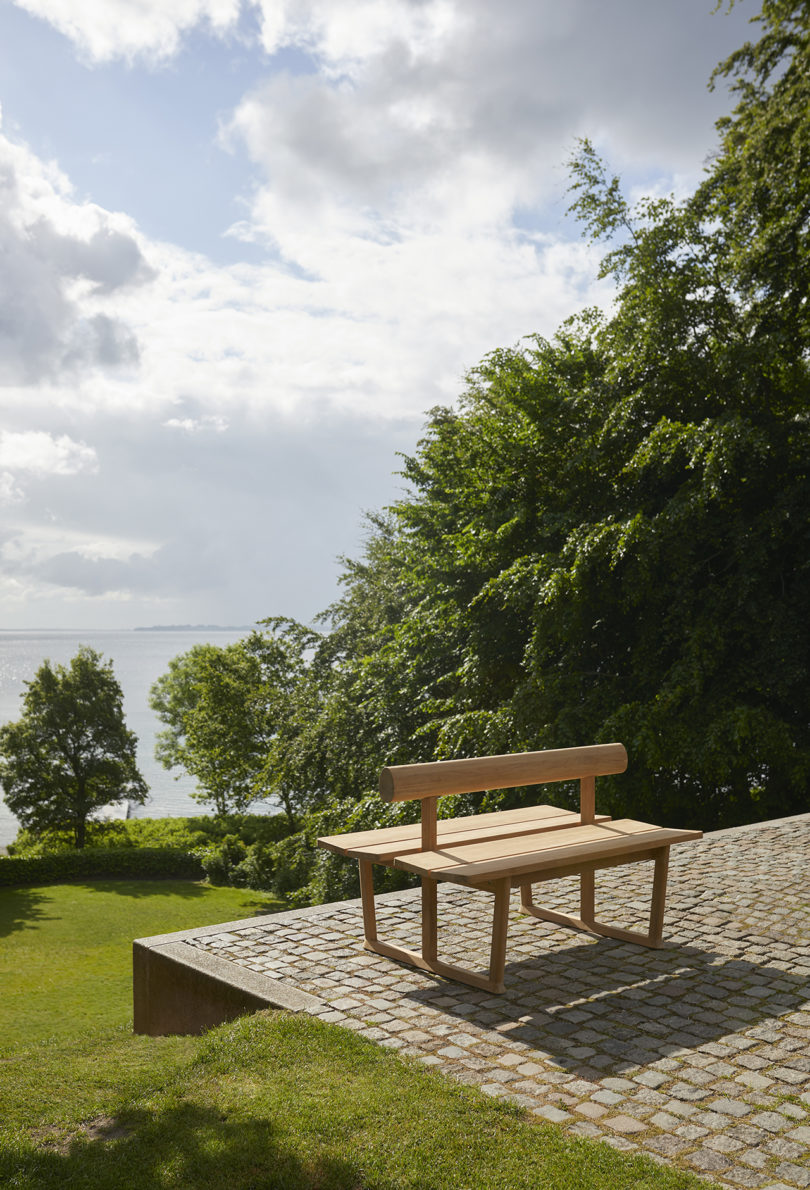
left=648, top=846, right=670, bottom=944
left=580, top=869, right=595, bottom=926
left=519, top=880, right=533, bottom=911
left=422, top=877, right=438, bottom=962
left=578, top=775, right=596, bottom=926
left=579, top=774, right=595, bottom=824
left=421, top=797, right=438, bottom=851
left=489, top=878, right=511, bottom=993
left=358, top=859, right=377, bottom=944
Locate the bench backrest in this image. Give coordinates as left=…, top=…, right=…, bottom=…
left=380, top=744, right=627, bottom=850
left=380, top=743, right=627, bottom=802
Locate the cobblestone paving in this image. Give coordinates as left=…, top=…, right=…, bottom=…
left=190, top=815, right=810, bottom=1190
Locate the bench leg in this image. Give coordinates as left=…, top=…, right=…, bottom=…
left=519, top=846, right=671, bottom=949
left=648, top=845, right=669, bottom=945
left=422, top=875, right=438, bottom=963
left=358, top=858, right=378, bottom=943
left=488, top=877, right=511, bottom=992
left=580, top=869, right=595, bottom=927
left=357, top=860, right=510, bottom=993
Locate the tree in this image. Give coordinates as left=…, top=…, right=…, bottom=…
left=149, top=619, right=321, bottom=824
left=288, top=0, right=810, bottom=830
left=0, top=647, right=147, bottom=848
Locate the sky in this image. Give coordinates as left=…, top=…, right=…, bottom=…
left=0, top=0, right=760, bottom=631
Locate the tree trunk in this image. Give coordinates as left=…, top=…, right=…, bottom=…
left=74, top=777, right=87, bottom=848
left=280, top=788, right=297, bottom=831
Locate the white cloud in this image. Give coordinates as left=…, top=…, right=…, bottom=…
left=0, top=124, right=151, bottom=386
left=0, top=472, right=25, bottom=506
left=1, top=523, right=157, bottom=564
left=163, top=415, right=229, bottom=432
left=13, top=0, right=241, bottom=63
left=0, top=520, right=161, bottom=607
left=0, top=430, right=98, bottom=476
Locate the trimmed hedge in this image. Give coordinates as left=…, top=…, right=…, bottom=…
left=0, top=846, right=205, bottom=887
left=7, top=813, right=293, bottom=857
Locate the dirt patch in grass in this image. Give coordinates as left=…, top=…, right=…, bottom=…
left=82, top=1116, right=132, bottom=1143
left=30, top=1125, right=72, bottom=1155
left=32, top=1115, right=132, bottom=1155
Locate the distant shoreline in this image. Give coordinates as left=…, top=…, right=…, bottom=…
left=133, top=625, right=254, bottom=632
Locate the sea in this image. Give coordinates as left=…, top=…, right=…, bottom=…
left=0, top=627, right=257, bottom=847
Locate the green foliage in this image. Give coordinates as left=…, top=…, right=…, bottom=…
left=196, top=834, right=248, bottom=885
left=7, top=813, right=293, bottom=857
left=158, top=797, right=419, bottom=905
left=704, top=0, right=810, bottom=361
left=149, top=619, right=321, bottom=822
left=0, top=847, right=204, bottom=888
left=0, top=648, right=147, bottom=848
left=272, top=796, right=420, bottom=907
left=4, top=811, right=343, bottom=902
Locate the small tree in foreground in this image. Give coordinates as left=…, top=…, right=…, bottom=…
left=0, top=647, right=147, bottom=848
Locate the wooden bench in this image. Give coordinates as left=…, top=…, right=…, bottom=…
left=318, top=744, right=702, bottom=994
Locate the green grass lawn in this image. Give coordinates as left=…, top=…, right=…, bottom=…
left=0, top=880, right=284, bottom=1046
left=1, top=1013, right=712, bottom=1190
left=0, top=882, right=714, bottom=1190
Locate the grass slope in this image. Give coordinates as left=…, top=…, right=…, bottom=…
left=1, top=1013, right=710, bottom=1190
left=0, top=882, right=716, bottom=1190
left=0, top=881, right=283, bottom=1045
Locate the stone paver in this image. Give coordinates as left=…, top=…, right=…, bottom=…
left=188, top=814, right=810, bottom=1190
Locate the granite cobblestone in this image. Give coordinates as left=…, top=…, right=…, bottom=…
left=188, top=814, right=810, bottom=1190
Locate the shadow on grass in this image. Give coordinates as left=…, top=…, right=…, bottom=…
left=0, top=886, right=53, bottom=938
left=77, top=880, right=286, bottom=915
left=76, top=880, right=212, bottom=901
left=0, top=1103, right=364, bottom=1190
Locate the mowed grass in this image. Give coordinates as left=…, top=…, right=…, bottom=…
left=1, top=1013, right=711, bottom=1190
left=0, top=881, right=284, bottom=1046
left=0, top=882, right=715, bottom=1190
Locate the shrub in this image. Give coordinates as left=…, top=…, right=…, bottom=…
left=7, top=813, right=293, bottom=857
left=196, top=835, right=248, bottom=885
left=229, top=841, right=276, bottom=891
left=0, top=846, right=205, bottom=887
left=279, top=795, right=421, bottom=908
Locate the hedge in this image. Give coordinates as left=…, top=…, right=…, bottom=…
left=0, top=846, right=205, bottom=887
left=7, top=813, right=294, bottom=858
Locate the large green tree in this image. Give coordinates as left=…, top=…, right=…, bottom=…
left=291, top=0, right=810, bottom=830
left=0, top=647, right=147, bottom=848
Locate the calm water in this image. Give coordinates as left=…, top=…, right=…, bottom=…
left=0, top=628, right=255, bottom=846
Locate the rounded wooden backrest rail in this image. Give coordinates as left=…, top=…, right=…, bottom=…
left=379, top=743, right=628, bottom=802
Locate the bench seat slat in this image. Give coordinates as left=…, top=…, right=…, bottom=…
left=318, top=804, right=611, bottom=863
left=393, top=819, right=702, bottom=884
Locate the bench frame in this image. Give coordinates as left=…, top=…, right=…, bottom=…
left=319, top=745, right=699, bottom=994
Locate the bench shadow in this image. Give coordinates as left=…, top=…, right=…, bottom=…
left=404, top=935, right=810, bottom=1079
